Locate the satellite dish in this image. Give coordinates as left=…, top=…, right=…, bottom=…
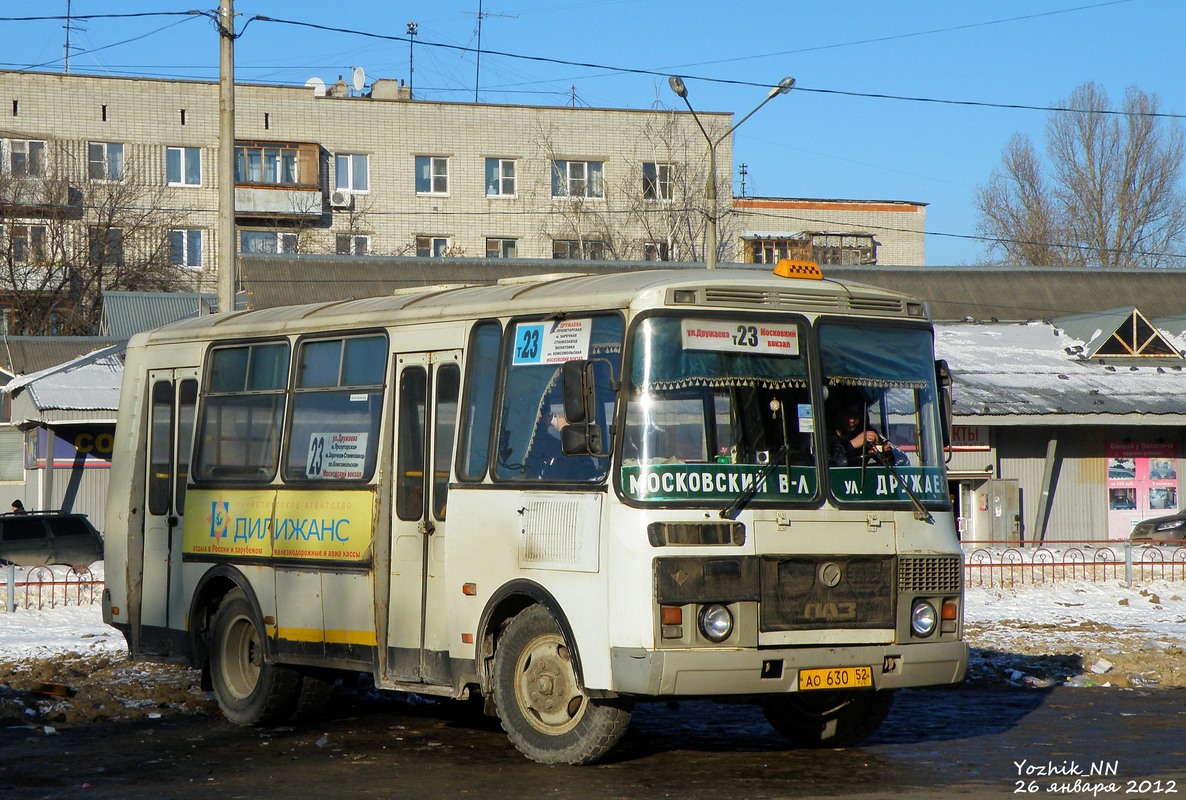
left=305, top=76, right=326, bottom=97
left=351, top=67, right=366, bottom=93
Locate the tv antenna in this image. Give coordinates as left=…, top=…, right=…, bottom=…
left=407, top=21, right=418, bottom=97
left=465, top=1, right=517, bottom=103
left=63, top=0, right=86, bottom=73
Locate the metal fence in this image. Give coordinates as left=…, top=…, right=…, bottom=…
left=4, top=543, right=1184, bottom=612
left=3, top=565, right=102, bottom=611
left=963, top=542, right=1186, bottom=587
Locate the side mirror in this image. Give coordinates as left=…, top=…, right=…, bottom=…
left=561, top=359, right=613, bottom=457
left=562, top=360, right=596, bottom=425
left=936, top=359, right=953, bottom=449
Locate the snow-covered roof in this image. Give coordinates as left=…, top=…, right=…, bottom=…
left=937, top=320, right=1186, bottom=423
left=4, top=344, right=125, bottom=423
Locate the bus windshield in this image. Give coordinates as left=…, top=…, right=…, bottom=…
left=818, top=321, right=946, bottom=506
left=620, top=315, right=817, bottom=505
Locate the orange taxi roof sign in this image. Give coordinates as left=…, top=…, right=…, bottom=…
left=773, top=259, right=823, bottom=279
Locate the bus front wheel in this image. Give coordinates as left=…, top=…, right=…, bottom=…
left=491, top=605, right=630, bottom=764
left=761, top=689, right=894, bottom=748
left=209, top=589, right=300, bottom=726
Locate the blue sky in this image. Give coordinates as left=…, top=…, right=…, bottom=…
left=3, top=0, right=1183, bottom=265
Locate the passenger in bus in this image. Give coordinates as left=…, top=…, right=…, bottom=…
left=526, top=404, right=598, bottom=480
left=826, top=392, right=906, bottom=467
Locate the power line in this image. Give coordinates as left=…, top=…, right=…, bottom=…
left=1, top=11, right=1182, bottom=119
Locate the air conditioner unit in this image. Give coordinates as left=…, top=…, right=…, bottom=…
left=330, top=190, right=353, bottom=210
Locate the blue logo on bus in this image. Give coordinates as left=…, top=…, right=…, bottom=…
left=209, top=500, right=230, bottom=541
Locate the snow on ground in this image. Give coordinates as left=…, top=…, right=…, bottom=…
left=4, top=564, right=1186, bottom=688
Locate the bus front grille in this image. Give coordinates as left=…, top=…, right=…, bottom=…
left=898, top=555, right=962, bottom=593
left=758, top=555, right=895, bottom=631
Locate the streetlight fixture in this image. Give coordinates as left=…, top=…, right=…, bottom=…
left=669, top=75, right=794, bottom=269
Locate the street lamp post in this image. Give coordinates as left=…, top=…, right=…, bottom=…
left=669, top=75, right=794, bottom=269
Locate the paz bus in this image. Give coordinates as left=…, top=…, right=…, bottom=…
left=102, top=261, right=967, bottom=764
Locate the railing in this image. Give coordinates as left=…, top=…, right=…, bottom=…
left=2, top=565, right=102, bottom=611
left=963, top=541, right=1186, bottom=586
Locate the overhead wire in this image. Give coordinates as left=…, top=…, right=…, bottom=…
left=0, top=6, right=1182, bottom=262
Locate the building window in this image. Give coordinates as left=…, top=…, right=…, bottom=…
left=811, top=233, right=876, bottom=266
left=551, top=160, right=604, bottom=199
left=235, top=144, right=299, bottom=185
left=643, top=241, right=671, bottom=261
left=553, top=239, right=605, bottom=260
left=166, top=146, right=201, bottom=186
left=336, top=234, right=370, bottom=255
left=415, top=156, right=449, bottom=195
left=240, top=230, right=298, bottom=254
left=335, top=153, right=369, bottom=193
left=416, top=236, right=449, bottom=257
left=748, top=238, right=806, bottom=265
left=10, top=224, right=47, bottom=264
left=169, top=229, right=203, bottom=269
left=642, top=162, right=673, bottom=201
left=485, top=158, right=516, bottom=197
left=6, top=139, right=45, bottom=178
left=89, top=226, right=124, bottom=266
left=486, top=237, right=517, bottom=258
left=88, top=142, right=124, bottom=181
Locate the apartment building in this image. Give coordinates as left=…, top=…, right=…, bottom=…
left=0, top=71, right=924, bottom=332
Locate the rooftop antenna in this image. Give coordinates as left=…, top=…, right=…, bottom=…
left=465, top=1, right=516, bottom=103
left=406, top=21, right=418, bottom=97
left=739, top=163, right=748, bottom=198
left=63, top=0, right=85, bottom=73
left=351, top=66, right=366, bottom=94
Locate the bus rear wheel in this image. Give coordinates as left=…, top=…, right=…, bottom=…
left=491, top=605, right=630, bottom=765
left=761, top=689, right=894, bottom=748
left=209, top=589, right=300, bottom=726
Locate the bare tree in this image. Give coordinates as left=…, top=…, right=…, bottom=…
left=0, top=146, right=200, bottom=335
left=529, top=114, right=721, bottom=263
left=976, top=82, right=1186, bottom=268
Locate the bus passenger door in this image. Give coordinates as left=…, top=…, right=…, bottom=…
left=140, top=369, right=198, bottom=654
left=387, top=351, right=461, bottom=684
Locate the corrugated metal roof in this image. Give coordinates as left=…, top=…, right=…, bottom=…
left=100, top=291, right=217, bottom=339
left=825, top=266, right=1186, bottom=322
left=4, top=344, right=124, bottom=422
left=0, top=337, right=122, bottom=377
left=239, top=257, right=1186, bottom=323
left=938, top=321, right=1186, bottom=421
left=238, top=254, right=708, bottom=309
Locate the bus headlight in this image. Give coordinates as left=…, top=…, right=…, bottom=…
left=910, top=601, right=938, bottom=637
left=698, top=603, right=733, bottom=642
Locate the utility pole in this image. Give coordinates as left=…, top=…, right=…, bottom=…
left=217, top=0, right=236, bottom=313
left=407, top=21, right=417, bottom=97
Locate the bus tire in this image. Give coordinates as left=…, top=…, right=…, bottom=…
left=761, top=689, right=894, bottom=748
left=290, top=670, right=336, bottom=721
left=209, top=589, right=300, bottom=726
left=491, top=605, right=630, bottom=764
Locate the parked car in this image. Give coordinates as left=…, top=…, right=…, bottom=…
left=1128, top=510, right=1186, bottom=545
left=0, top=510, right=104, bottom=569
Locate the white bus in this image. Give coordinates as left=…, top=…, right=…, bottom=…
left=103, top=262, right=966, bottom=764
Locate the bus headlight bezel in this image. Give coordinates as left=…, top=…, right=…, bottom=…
left=698, top=603, right=734, bottom=643
left=910, top=600, right=938, bottom=637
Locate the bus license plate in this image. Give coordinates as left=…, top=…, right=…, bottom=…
left=798, top=666, right=873, bottom=691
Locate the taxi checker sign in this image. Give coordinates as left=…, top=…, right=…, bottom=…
left=512, top=319, right=592, bottom=365
left=681, top=319, right=799, bottom=355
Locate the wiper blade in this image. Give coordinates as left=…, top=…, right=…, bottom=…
left=719, top=444, right=787, bottom=520
left=866, top=443, right=933, bottom=523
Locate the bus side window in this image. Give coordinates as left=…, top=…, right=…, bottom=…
left=432, top=364, right=460, bottom=520
left=457, top=320, right=501, bottom=481
left=396, top=367, right=427, bottom=521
